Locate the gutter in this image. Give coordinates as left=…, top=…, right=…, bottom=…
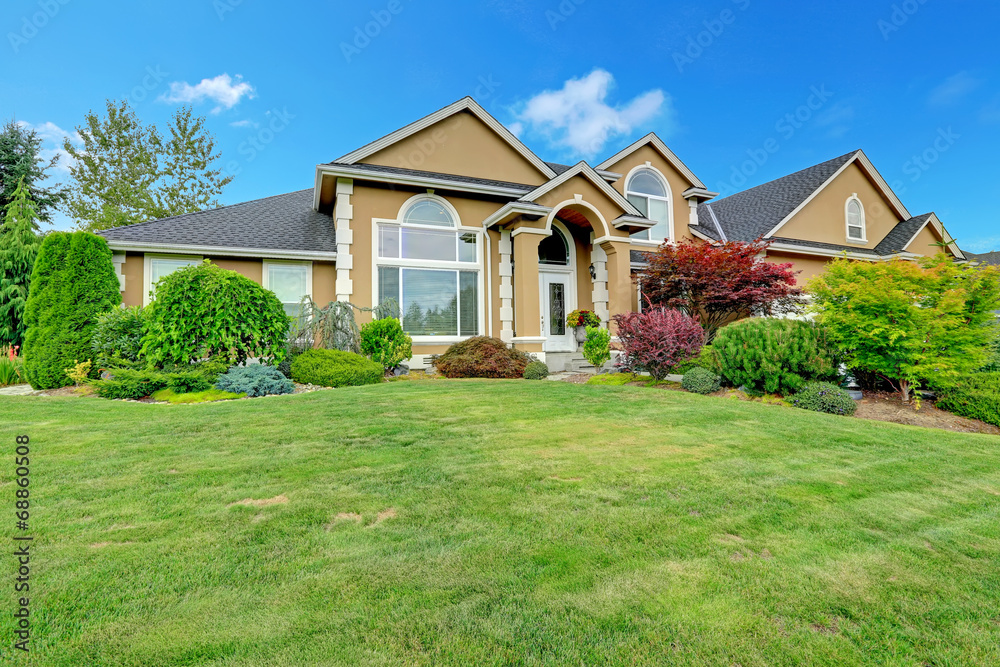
left=105, top=240, right=338, bottom=262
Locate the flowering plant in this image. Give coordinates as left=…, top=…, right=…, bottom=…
left=0, top=346, right=24, bottom=387
left=566, top=309, right=601, bottom=328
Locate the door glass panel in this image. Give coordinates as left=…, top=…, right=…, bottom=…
left=549, top=283, right=566, bottom=336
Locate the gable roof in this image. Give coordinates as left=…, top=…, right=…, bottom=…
left=517, top=161, right=644, bottom=221
left=967, top=251, right=1000, bottom=266
left=872, top=214, right=934, bottom=255
left=98, top=190, right=336, bottom=257
left=596, top=133, right=707, bottom=190
left=336, top=97, right=557, bottom=181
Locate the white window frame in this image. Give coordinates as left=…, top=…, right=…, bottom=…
left=263, top=260, right=313, bottom=317
left=845, top=194, right=867, bottom=244
left=143, top=253, right=202, bottom=306
left=372, top=193, right=485, bottom=344
left=625, top=164, right=674, bottom=247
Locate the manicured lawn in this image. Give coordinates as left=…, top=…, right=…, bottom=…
left=3, top=380, right=1000, bottom=666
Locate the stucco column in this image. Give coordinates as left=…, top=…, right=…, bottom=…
left=498, top=229, right=514, bottom=343
left=600, top=238, right=634, bottom=329
left=334, top=178, right=354, bottom=302
left=590, top=236, right=609, bottom=325
left=511, top=229, right=546, bottom=345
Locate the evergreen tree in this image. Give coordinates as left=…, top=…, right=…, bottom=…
left=0, top=120, right=67, bottom=227
left=0, top=178, right=43, bottom=347
left=22, top=231, right=121, bottom=389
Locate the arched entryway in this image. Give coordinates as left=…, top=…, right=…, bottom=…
left=538, top=220, right=576, bottom=352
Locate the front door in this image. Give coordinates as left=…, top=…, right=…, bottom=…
left=539, top=270, right=576, bottom=352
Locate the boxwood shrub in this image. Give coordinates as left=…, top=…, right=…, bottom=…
left=789, top=381, right=858, bottom=417
left=682, top=367, right=721, bottom=395
left=937, top=372, right=1000, bottom=427
left=291, top=349, right=384, bottom=388
left=433, top=336, right=532, bottom=379
left=216, top=364, right=294, bottom=397
left=523, top=361, right=549, bottom=380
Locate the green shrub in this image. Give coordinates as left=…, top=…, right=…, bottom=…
left=160, top=358, right=230, bottom=393
left=89, top=368, right=169, bottom=400
left=142, top=262, right=288, bottom=367
left=291, top=349, right=384, bottom=388
left=713, top=318, right=840, bottom=396
left=674, top=345, right=721, bottom=377
left=433, top=337, right=533, bottom=379
left=582, top=326, right=611, bottom=369
left=22, top=232, right=121, bottom=389
left=360, top=317, right=412, bottom=370
left=151, top=388, right=246, bottom=404
left=216, top=364, right=294, bottom=397
left=682, top=367, right=721, bottom=395
left=790, top=382, right=858, bottom=417
left=523, top=361, right=549, bottom=380
left=937, top=373, right=1000, bottom=426
left=981, top=328, right=1000, bottom=372
left=92, top=306, right=148, bottom=369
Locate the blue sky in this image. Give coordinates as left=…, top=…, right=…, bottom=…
left=4, top=0, right=999, bottom=251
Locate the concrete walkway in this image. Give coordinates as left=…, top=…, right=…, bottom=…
left=0, top=384, right=35, bottom=396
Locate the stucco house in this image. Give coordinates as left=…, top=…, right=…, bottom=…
left=98, top=97, right=965, bottom=370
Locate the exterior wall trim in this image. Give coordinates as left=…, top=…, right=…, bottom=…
left=107, top=241, right=336, bottom=262
left=595, top=132, right=707, bottom=189
left=316, top=163, right=530, bottom=199
left=518, top=162, right=644, bottom=218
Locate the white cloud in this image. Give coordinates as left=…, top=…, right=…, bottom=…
left=158, top=73, right=256, bottom=113
left=230, top=119, right=259, bottom=129
left=928, top=71, right=982, bottom=107
left=815, top=102, right=856, bottom=139
left=514, top=70, right=669, bottom=157
left=962, top=236, right=1000, bottom=253
left=16, top=120, right=80, bottom=175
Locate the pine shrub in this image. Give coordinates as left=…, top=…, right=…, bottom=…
left=682, top=367, right=721, bottom=395
left=90, top=368, right=169, bottom=400
left=22, top=232, right=121, bottom=389
left=433, top=337, right=533, bottom=379
left=360, top=317, right=412, bottom=370
left=790, top=381, right=858, bottom=416
left=523, top=361, right=549, bottom=380
left=713, top=318, right=840, bottom=396
left=613, top=308, right=704, bottom=381
left=291, top=349, right=384, bottom=388
left=215, top=364, right=294, bottom=397
left=937, top=373, right=1000, bottom=427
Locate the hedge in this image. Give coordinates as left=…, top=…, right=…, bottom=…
left=291, top=349, right=384, bottom=388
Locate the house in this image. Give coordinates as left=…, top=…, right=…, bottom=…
left=98, top=97, right=966, bottom=370
left=966, top=251, right=1000, bottom=266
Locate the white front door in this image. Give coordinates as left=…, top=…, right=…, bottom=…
left=539, top=270, right=576, bottom=352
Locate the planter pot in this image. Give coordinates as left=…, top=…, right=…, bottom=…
left=574, top=326, right=588, bottom=343
left=847, top=389, right=863, bottom=401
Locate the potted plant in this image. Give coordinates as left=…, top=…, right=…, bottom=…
left=566, top=309, right=601, bottom=343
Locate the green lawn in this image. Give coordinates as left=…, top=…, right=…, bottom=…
left=3, top=380, right=1000, bottom=666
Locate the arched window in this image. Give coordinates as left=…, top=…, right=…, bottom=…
left=538, top=225, right=570, bottom=266
left=846, top=195, right=866, bottom=242
left=626, top=168, right=670, bottom=242
left=403, top=199, right=455, bottom=227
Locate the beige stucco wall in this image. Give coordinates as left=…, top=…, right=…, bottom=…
left=906, top=223, right=944, bottom=256
left=778, top=163, right=904, bottom=250
left=212, top=258, right=262, bottom=283
left=604, top=144, right=700, bottom=242
left=313, top=261, right=337, bottom=306
left=763, top=251, right=832, bottom=286
left=361, top=110, right=549, bottom=186
left=121, top=253, right=144, bottom=306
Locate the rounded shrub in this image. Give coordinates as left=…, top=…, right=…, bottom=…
left=713, top=318, right=840, bottom=396
left=523, top=361, right=549, bottom=380
left=682, top=367, right=721, bottom=395
left=22, top=231, right=122, bottom=389
left=790, top=382, right=858, bottom=416
left=582, top=326, right=611, bottom=369
left=937, top=372, right=1000, bottom=426
left=142, top=262, right=288, bottom=367
left=433, top=336, right=533, bottom=379
left=216, top=364, right=294, bottom=397
left=92, top=306, right=148, bottom=369
left=291, top=349, right=384, bottom=388
left=612, top=308, right=705, bottom=381
left=360, top=317, right=412, bottom=370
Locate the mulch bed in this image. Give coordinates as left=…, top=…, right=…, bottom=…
left=854, top=391, right=1000, bottom=436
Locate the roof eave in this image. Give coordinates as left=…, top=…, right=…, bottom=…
left=105, top=240, right=338, bottom=262
left=317, top=163, right=529, bottom=198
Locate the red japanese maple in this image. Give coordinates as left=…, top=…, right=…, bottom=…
left=635, top=239, right=803, bottom=341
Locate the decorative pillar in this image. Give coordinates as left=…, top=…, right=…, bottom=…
left=590, top=234, right=609, bottom=325
left=688, top=198, right=699, bottom=228
left=600, top=238, right=634, bottom=330
left=334, top=178, right=354, bottom=302
left=498, top=229, right=514, bottom=343
left=511, top=228, right=547, bottom=348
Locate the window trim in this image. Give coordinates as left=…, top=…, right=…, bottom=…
left=845, top=194, right=867, bottom=244
left=262, top=260, right=313, bottom=316
left=624, top=164, right=673, bottom=246
left=372, top=194, right=486, bottom=345
left=143, top=253, right=203, bottom=306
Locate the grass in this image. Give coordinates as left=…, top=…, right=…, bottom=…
left=150, top=388, right=247, bottom=404
left=3, top=380, right=1000, bottom=665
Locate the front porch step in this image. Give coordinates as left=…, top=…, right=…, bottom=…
left=544, top=352, right=596, bottom=374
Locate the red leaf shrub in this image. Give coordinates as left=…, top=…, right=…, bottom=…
left=433, top=336, right=533, bottom=379
left=613, top=308, right=705, bottom=381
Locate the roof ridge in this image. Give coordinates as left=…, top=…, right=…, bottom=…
left=710, top=150, right=860, bottom=205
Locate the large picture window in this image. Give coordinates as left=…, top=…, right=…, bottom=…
left=264, top=261, right=312, bottom=318
left=376, top=195, right=482, bottom=339
left=144, top=255, right=202, bottom=304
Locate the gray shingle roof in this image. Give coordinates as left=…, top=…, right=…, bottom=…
left=967, top=251, right=1000, bottom=266
left=325, top=162, right=535, bottom=193
left=545, top=162, right=573, bottom=176
left=872, top=214, right=933, bottom=255
left=770, top=237, right=881, bottom=256
left=98, top=190, right=336, bottom=253
left=698, top=151, right=859, bottom=242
